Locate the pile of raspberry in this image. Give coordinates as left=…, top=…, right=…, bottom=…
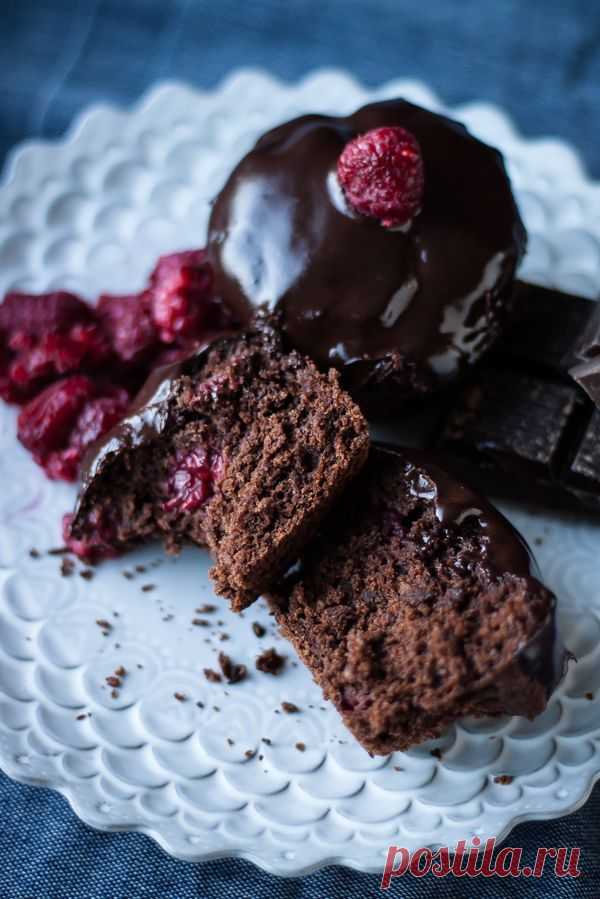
left=0, top=249, right=229, bottom=482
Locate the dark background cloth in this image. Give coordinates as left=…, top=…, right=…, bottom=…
left=0, top=1, right=599, bottom=896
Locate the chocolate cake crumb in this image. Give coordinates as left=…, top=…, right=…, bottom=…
left=80, top=568, right=94, bottom=580
left=295, top=742, right=306, bottom=752
left=196, top=604, right=216, bottom=614
left=204, top=668, right=222, bottom=683
left=244, top=749, right=256, bottom=759
left=218, top=652, right=247, bottom=684
left=192, top=618, right=210, bottom=627
left=60, top=558, right=75, bottom=577
left=174, top=692, right=186, bottom=702
left=219, top=633, right=229, bottom=642
left=111, top=689, right=119, bottom=699
left=123, top=570, right=134, bottom=579
left=281, top=702, right=299, bottom=714
left=114, top=666, right=126, bottom=677
left=135, top=564, right=146, bottom=573
left=76, top=713, right=87, bottom=721
left=105, top=676, right=121, bottom=688
left=29, top=548, right=40, bottom=559
left=48, top=546, right=69, bottom=556
left=141, top=584, right=155, bottom=592
left=252, top=622, right=266, bottom=638
left=256, top=648, right=285, bottom=675
left=494, top=774, right=514, bottom=785
left=95, top=619, right=111, bottom=631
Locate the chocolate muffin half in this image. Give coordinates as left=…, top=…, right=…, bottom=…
left=270, top=445, right=567, bottom=754
left=67, top=321, right=369, bottom=610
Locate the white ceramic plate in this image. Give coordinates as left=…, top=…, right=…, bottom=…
left=0, top=71, right=599, bottom=877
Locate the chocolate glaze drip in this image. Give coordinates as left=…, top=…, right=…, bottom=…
left=208, top=99, right=526, bottom=403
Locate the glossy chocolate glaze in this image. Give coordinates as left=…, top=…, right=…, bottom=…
left=208, top=99, right=526, bottom=401
left=73, top=332, right=239, bottom=527
left=379, top=445, right=567, bottom=697
left=397, top=446, right=536, bottom=581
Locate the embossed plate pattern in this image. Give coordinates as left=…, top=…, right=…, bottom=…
left=0, top=71, right=599, bottom=876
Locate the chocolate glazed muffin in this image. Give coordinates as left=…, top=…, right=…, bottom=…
left=208, top=99, right=526, bottom=413
left=269, top=445, right=568, bottom=755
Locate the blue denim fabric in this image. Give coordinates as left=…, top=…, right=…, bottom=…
left=0, top=1, right=599, bottom=895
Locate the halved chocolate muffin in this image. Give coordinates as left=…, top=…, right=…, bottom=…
left=270, top=445, right=567, bottom=754
left=67, top=321, right=369, bottom=610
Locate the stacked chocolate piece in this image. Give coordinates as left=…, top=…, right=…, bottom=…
left=434, top=282, right=600, bottom=512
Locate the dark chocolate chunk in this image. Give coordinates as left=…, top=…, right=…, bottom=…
left=440, top=368, right=582, bottom=485
left=496, top=282, right=596, bottom=376
left=570, top=358, right=600, bottom=408
left=575, top=299, right=600, bottom=360
left=434, top=282, right=600, bottom=514
left=563, top=409, right=600, bottom=510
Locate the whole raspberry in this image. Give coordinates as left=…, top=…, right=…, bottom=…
left=69, top=388, right=130, bottom=452
left=336, top=126, right=424, bottom=228
left=8, top=323, right=110, bottom=390
left=0, top=291, right=93, bottom=339
left=97, top=292, right=158, bottom=363
left=16, top=376, right=129, bottom=481
left=44, top=387, right=131, bottom=481
left=17, top=375, right=96, bottom=460
left=148, top=250, right=216, bottom=344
